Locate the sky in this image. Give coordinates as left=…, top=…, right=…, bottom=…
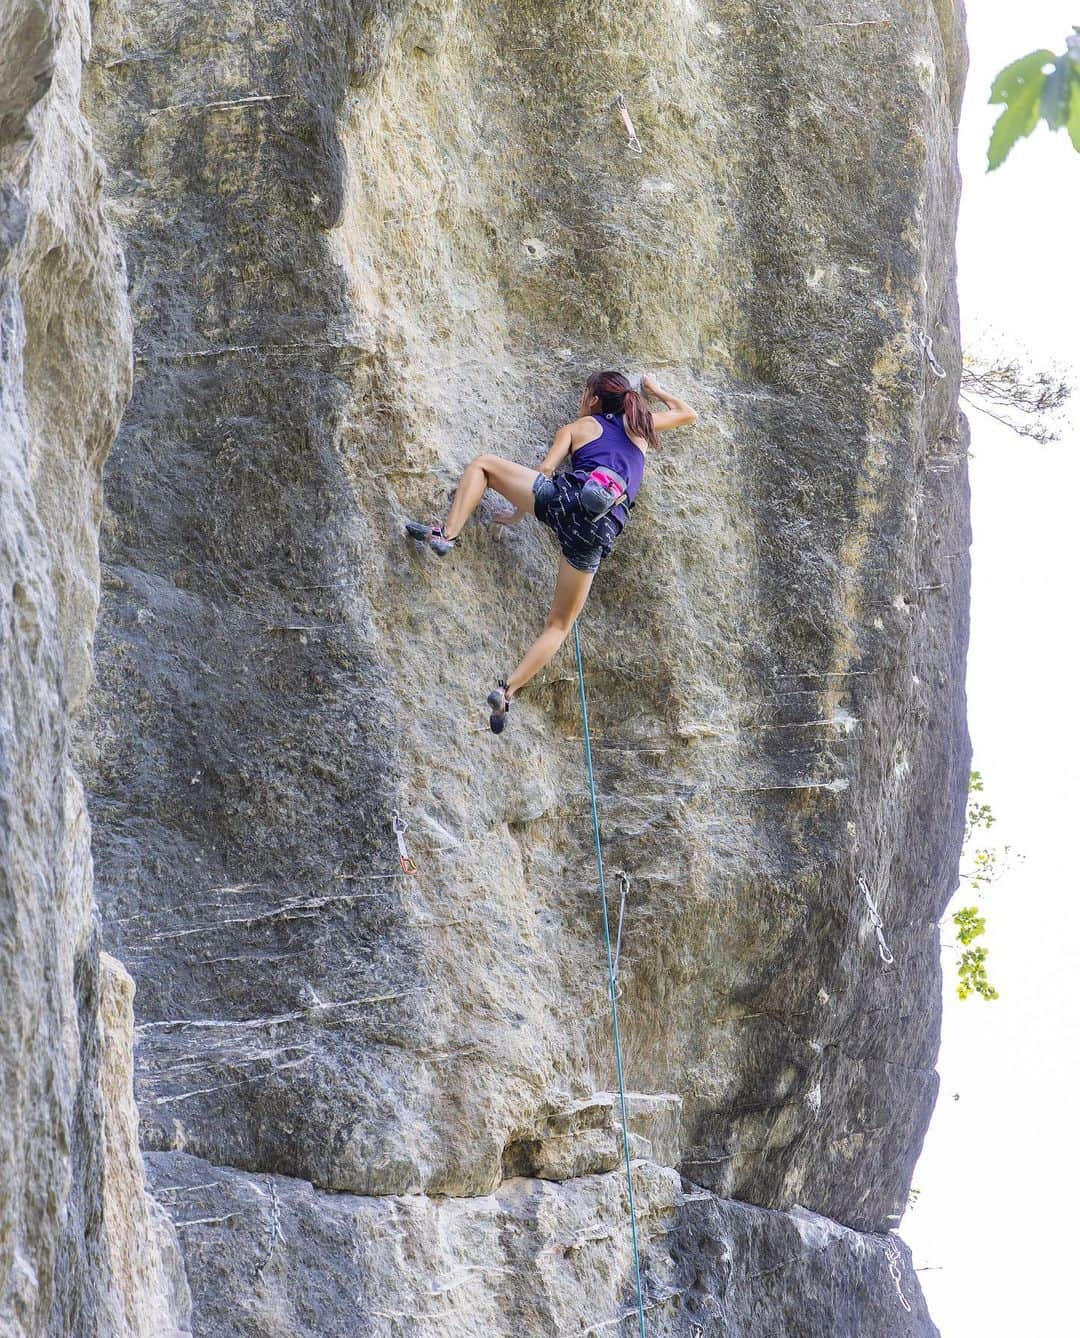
left=902, top=5, right=1080, bottom=1335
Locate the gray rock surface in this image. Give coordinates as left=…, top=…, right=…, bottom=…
left=99, top=954, right=192, bottom=1337
left=1, top=0, right=969, bottom=1332
left=1, top=2, right=187, bottom=1333
left=144, top=1148, right=936, bottom=1337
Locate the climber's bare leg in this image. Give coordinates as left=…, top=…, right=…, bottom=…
left=442, top=454, right=540, bottom=540
left=506, top=558, right=594, bottom=697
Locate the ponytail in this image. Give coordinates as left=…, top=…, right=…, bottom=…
left=620, top=387, right=660, bottom=452
left=584, top=370, right=660, bottom=451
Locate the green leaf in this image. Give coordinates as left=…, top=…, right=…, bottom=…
left=1069, top=70, right=1080, bottom=151
left=1041, top=55, right=1074, bottom=130
left=953, top=906, right=987, bottom=945
left=988, top=74, right=1046, bottom=170
left=956, top=943, right=999, bottom=1002
left=989, top=49, right=1055, bottom=104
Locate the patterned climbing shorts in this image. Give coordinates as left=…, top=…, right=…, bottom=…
left=532, top=473, right=623, bottom=574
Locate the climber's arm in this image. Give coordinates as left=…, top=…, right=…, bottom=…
left=642, top=374, right=698, bottom=431
left=536, top=422, right=575, bottom=476
left=493, top=424, right=575, bottom=526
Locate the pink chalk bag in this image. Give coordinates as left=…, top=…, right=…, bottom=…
left=578, top=466, right=630, bottom=518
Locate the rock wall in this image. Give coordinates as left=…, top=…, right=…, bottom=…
left=0, top=2, right=188, bottom=1333
left=1, top=0, right=969, bottom=1333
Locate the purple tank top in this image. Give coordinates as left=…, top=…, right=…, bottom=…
left=569, top=414, right=647, bottom=526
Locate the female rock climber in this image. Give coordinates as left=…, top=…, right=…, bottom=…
left=405, top=370, right=697, bottom=733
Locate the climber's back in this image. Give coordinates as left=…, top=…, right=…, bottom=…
left=567, top=413, right=648, bottom=528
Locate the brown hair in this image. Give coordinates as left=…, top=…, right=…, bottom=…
left=584, top=370, right=659, bottom=451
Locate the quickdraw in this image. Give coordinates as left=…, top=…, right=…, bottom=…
left=391, top=811, right=418, bottom=876
left=615, top=92, right=643, bottom=156
left=885, top=1238, right=913, bottom=1313
left=917, top=328, right=947, bottom=379
left=612, top=871, right=629, bottom=980
left=859, top=877, right=895, bottom=966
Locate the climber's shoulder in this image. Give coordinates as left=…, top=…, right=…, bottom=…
left=566, top=415, right=603, bottom=443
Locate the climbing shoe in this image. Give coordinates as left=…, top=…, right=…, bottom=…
left=487, top=679, right=512, bottom=734
left=405, top=520, right=456, bottom=556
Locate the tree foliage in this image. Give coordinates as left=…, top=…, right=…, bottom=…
left=960, top=348, right=1071, bottom=445
left=988, top=31, right=1080, bottom=170
left=948, top=772, right=1009, bottom=1002
left=956, top=946, right=999, bottom=1001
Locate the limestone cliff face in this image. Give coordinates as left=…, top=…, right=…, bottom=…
left=1, top=2, right=187, bottom=1333
left=1, top=0, right=968, bottom=1333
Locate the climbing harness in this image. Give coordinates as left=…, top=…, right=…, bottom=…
left=884, top=1238, right=913, bottom=1313
left=615, top=92, right=643, bottom=155
left=391, top=811, right=418, bottom=875
left=573, top=623, right=648, bottom=1338
left=859, top=877, right=894, bottom=966
left=917, top=328, right=947, bottom=379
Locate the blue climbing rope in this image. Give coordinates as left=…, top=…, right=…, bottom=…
left=573, top=621, right=648, bottom=1338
